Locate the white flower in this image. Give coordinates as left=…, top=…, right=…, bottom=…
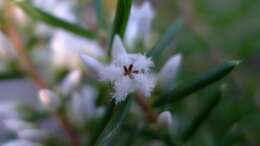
left=81, top=35, right=156, bottom=103
left=17, top=129, right=47, bottom=143
left=124, top=1, right=155, bottom=48
left=38, top=89, right=60, bottom=112
left=157, top=111, right=173, bottom=129
left=3, top=118, right=34, bottom=133
left=1, top=139, right=42, bottom=146
left=157, top=54, right=182, bottom=89
left=66, top=85, right=102, bottom=126
left=50, top=30, right=105, bottom=69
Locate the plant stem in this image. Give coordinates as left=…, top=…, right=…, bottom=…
left=4, top=4, right=82, bottom=146
left=136, top=95, right=158, bottom=123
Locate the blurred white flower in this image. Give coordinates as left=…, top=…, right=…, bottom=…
left=50, top=30, right=105, bottom=69
left=60, top=69, right=82, bottom=95
left=1, top=139, right=42, bottom=146
left=125, top=1, right=155, bottom=49
left=38, top=89, right=60, bottom=112
left=32, top=0, right=75, bottom=36
left=0, top=31, right=16, bottom=60
left=157, top=54, right=182, bottom=89
left=3, top=118, right=34, bottom=133
left=17, top=129, right=47, bottom=143
left=67, top=85, right=102, bottom=126
left=0, top=101, right=20, bottom=119
left=32, top=0, right=105, bottom=69
left=81, top=35, right=156, bottom=103
left=157, top=111, right=173, bottom=129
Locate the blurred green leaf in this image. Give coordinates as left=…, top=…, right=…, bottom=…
left=13, top=0, right=97, bottom=39
left=147, top=18, right=184, bottom=62
left=181, top=89, right=222, bottom=143
left=94, top=0, right=106, bottom=30
left=109, top=0, right=132, bottom=54
left=94, top=96, right=133, bottom=146
left=0, top=72, right=24, bottom=80
left=152, top=60, right=240, bottom=107
left=90, top=101, right=115, bottom=145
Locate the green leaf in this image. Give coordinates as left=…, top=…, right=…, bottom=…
left=181, top=89, right=222, bottom=143
left=0, top=72, right=24, bottom=80
left=94, top=96, right=133, bottom=146
left=90, top=101, right=115, bottom=145
left=152, top=60, right=240, bottom=107
left=94, top=0, right=106, bottom=30
left=109, top=0, right=132, bottom=54
left=13, top=0, right=97, bottom=39
left=147, top=18, right=184, bottom=62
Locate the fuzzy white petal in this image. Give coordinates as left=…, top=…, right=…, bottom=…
left=158, top=54, right=182, bottom=88
left=112, top=35, right=128, bottom=61
left=100, top=64, right=122, bottom=82
left=113, top=77, right=133, bottom=103
left=134, top=74, right=156, bottom=97
left=131, top=54, right=154, bottom=71
left=80, top=54, right=104, bottom=74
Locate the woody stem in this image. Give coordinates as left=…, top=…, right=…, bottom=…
left=136, top=95, right=158, bottom=123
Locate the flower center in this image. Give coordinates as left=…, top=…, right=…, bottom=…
left=123, top=64, right=139, bottom=79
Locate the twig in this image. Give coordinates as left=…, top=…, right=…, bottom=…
left=3, top=4, right=82, bottom=146
left=136, top=95, right=158, bottom=123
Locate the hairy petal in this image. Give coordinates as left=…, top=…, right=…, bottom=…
left=131, top=54, right=154, bottom=71
left=112, top=77, right=133, bottom=103
left=100, top=65, right=122, bottom=82
left=134, top=73, right=156, bottom=97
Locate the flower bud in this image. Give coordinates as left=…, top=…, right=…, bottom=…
left=18, top=129, right=47, bottom=143
left=60, top=69, right=81, bottom=95
left=158, top=54, right=182, bottom=89
left=38, top=89, right=60, bottom=112
left=157, top=111, right=173, bottom=129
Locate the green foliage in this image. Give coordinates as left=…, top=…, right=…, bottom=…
left=147, top=18, right=184, bottom=63
left=153, top=60, right=240, bottom=107
left=109, top=0, right=132, bottom=54
left=13, top=0, right=97, bottom=39
left=94, top=97, right=133, bottom=146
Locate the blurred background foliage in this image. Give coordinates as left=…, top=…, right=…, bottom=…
left=151, top=0, right=260, bottom=145
left=0, top=0, right=259, bottom=145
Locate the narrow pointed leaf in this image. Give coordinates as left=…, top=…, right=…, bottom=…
left=109, top=0, right=132, bottom=54
left=147, top=18, right=184, bottom=62
left=90, top=101, right=115, bottom=145
left=94, top=96, right=133, bottom=146
left=13, top=0, right=97, bottom=39
left=181, top=90, right=222, bottom=143
left=152, top=60, right=240, bottom=107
